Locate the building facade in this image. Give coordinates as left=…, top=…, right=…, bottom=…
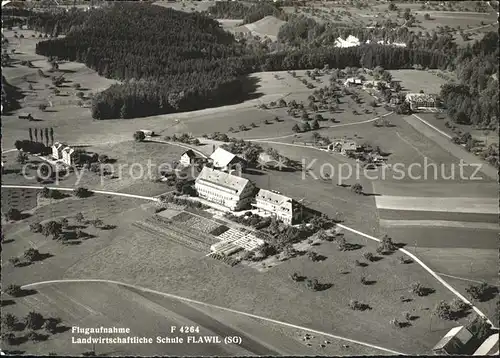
left=405, top=93, right=438, bottom=111
left=52, top=142, right=65, bottom=160
left=179, top=149, right=199, bottom=166
left=253, top=189, right=299, bottom=224
left=61, top=146, right=75, bottom=166
left=195, top=167, right=254, bottom=211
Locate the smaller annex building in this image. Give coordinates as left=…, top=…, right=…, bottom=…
left=253, top=189, right=299, bottom=225
left=210, top=147, right=246, bottom=172
left=195, top=167, right=254, bottom=211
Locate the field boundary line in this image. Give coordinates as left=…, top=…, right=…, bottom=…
left=249, top=112, right=393, bottom=142
left=337, top=224, right=497, bottom=329
left=434, top=272, right=500, bottom=286
left=20, top=279, right=405, bottom=356
left=145, top=138, right=208, bottom=158
left=1, top=184, right=159, bottom=202
left=411, top=114, right=452, bottom=139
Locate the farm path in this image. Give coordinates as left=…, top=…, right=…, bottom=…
left=248, top=111, right=393, bottom=142
left=20, top=278, right=405, bottom=356
left=2, top=183, right=496, bottom=330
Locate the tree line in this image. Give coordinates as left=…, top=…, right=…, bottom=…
left=29, top=3, right=452, bottom=120
left=440, top=32, right=499, bottom=128
left=205, top=1, right=285, bottom=24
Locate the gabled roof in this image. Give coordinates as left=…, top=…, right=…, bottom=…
left=473, top=333, right=499, bottom=356
left=210, top=147, right=239, bottom=167
left=256, top=189, right=297, bottom=211
left=182, top=149, right=198, bottom=159
left=196, top=167, right=250, bottom=195
left=62, top=146, right=75, bottom=155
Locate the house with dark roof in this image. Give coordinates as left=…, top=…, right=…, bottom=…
left=180, top=149, right=201, bottom=167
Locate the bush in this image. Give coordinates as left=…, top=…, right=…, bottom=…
left=73, top=187, right=92, bottom=198
left=29, top=222, right=43, bottom=233
left=363, top=252, right=374, bottom=261
left=465, top=282, right=489, bottom=301
left=5, top=284, right=23, bottom=297
left=133, top=131, right=146, bottom=142
left=351, top=183, right=363, bottom=194
left=25, top=311, right=44, bottom=330
left=38, top=103, right=47, bottom=111
left=23, top=248, right=41, bottom=262
left=433, top=300, right=453, bottom=320
left=5, top=208, right=22, bottom=221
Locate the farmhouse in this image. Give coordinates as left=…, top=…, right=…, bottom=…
left=344, top=77, right=363, bottom=87
left=210, top=147, right=246, bottom=172
left=51, top=142, right=65, bottom=160
left=195, top=167, right=255, bottom=211
left=179, top=149, right=201, bottom=167
left=432, top=326, right=473, bottom=355
left=328, top=140, right=360, bottom=156
left=405, top=93, right=439, bottom=111
left=253, top=189, right=299, bottom=225
left=61, top=146, right=75, bottom=166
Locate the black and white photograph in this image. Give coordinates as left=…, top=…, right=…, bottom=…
left=1, top=0, right=499, bottom=356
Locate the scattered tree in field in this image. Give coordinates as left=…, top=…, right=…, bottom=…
left=409, top=282, right=431, bottom=296
left=91, top=219, right=104, bottom=228
left=9, top=257, right=21, bottom=267
left=75, top=212, right=85, bottom=223
left=1, top=332, right=15, bottom=345
left=378, top=234, right=396, bottom=254
left=5, top=208, right=22, bottom=221
left=25, top=311, right=44, bottom=330
left=290, top=272, right=300, bottom=281
left=42, top=318, right=61, bottom=334
left=292, top=124, right=301, bottom=133
left=42, top=221, right=63, bottom=240
left=24, top=248, right=41, bottom=262
left=4, top=284, right=23, bottom=297
left=1, top=313, right=18, bottom=331
left=351, top=183, right=363, bottom=194
left=390, top=318, right=405, bottom=328
left=310, top=119, right=320, bottom=130
left=16, top=152, right=28, bottom=164
left=363, top=252, right=374, bottom=261
left=306, top=278, right=320, bottom=291
left=465, top=282, right=490, bottom=301
left=39, top=103, right=47, bottom=111
left=301, top=112, right=309, bottom=121
left=450, top=298, right=471, bottom=313
left=424, top=13, right=431, bottom=20
left=59, top=217, right=69, bottom=229
left=239, top=124, right=248, bottom=132
left=73, top=187, right=92, bottom=198
left=133, top=131, right=146, bottom=142
left=337, top=237, right=349, bottom=251
left=433, top=300, right=453, bottom=320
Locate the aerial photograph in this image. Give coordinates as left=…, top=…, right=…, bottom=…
left=1, top=0, right=498, bottom=356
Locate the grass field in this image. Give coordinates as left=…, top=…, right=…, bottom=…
left=388, top=70, right=448, bottom=94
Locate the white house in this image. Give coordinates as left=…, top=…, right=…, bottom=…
left=210, top=147, right=246, bottom=172
left=61, top=146, right=75, bottom=166
left=179, top=149, right=200, bottom=167
left=51, top=142, right=65, bottom=160
left=195, top=167, right=254, bottom=211
left=253, top=189, right=299, bottom=224
left=405, top=93, right=438, bottom=111
left=344, top=77, right=363, bottom=87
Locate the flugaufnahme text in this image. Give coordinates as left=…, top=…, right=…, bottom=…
left=72, top=326, right=131, bottom=335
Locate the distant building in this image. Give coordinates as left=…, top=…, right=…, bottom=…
left=473, top=333, right=499, bottom=356
left=210, top=147, right=246, bottom=172
left=51, top=142, right=65, bottom=160
left=139, top=129, right=154, bottom=137
left=329, top=140, right=360, bottom=156
left=253, top=189, right=299, bottom=225
left=405, top=93, right=438, bottom=111
left=344, top=77, right=363, bottom=87
left=179, top=149, right=200, bottom=167
left=432, top=326, right=473, bottom=355
left=61, top=146, right=75, bottom=166
left=195, top=167, right=254, bottom=211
